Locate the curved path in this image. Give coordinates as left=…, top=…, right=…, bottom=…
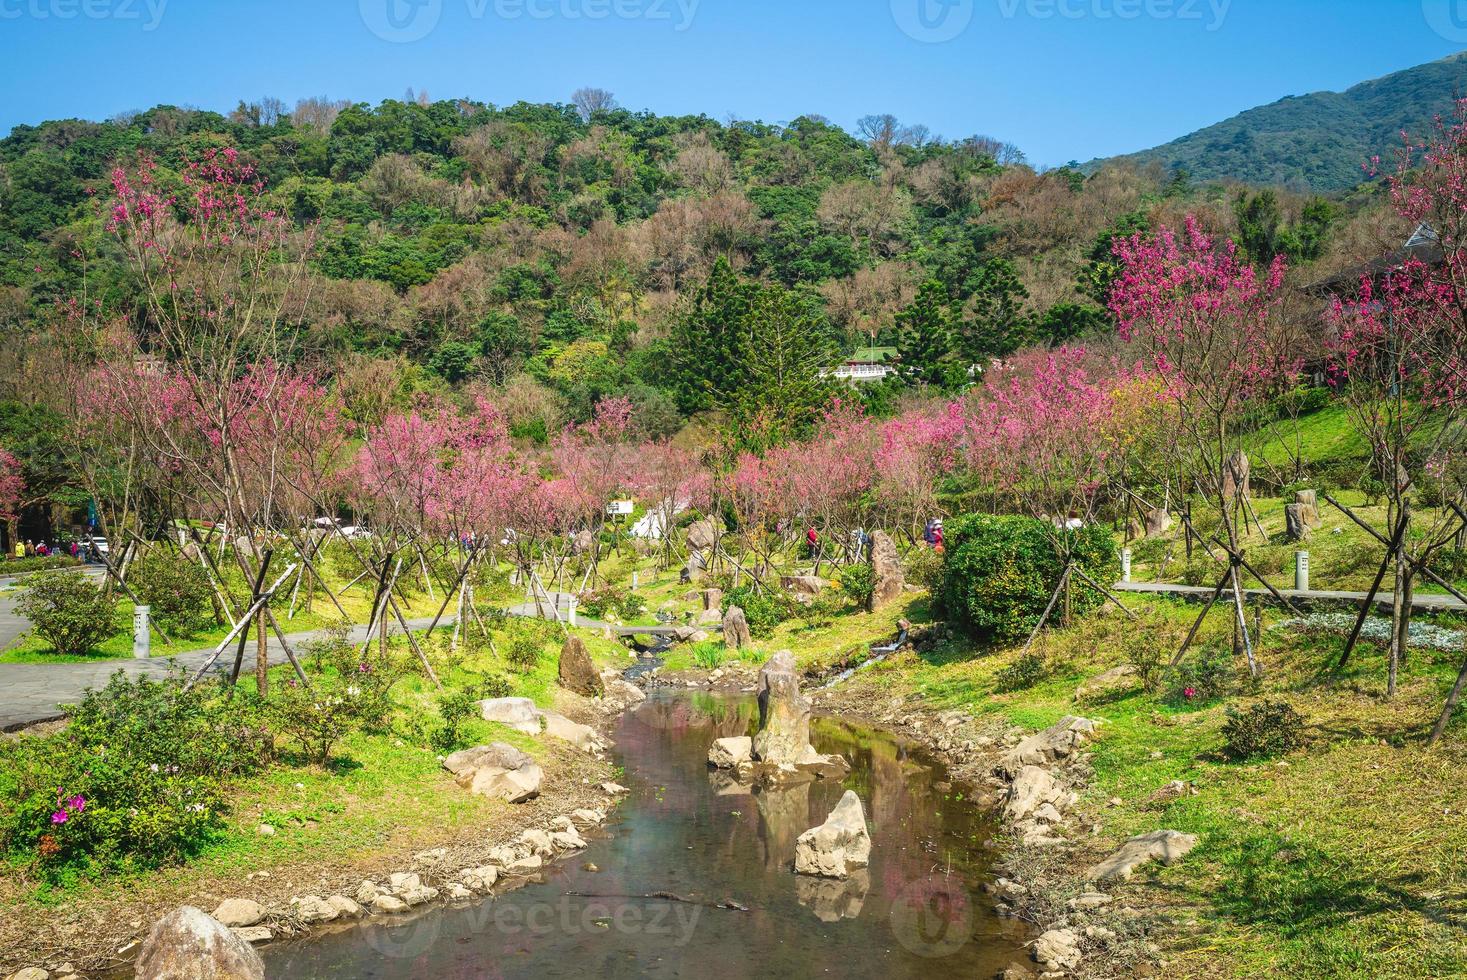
left=0, top=616, right=442, bottom=731
left=0, top=589, right=684, bottom=731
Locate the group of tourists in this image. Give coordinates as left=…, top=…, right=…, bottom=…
left=8, top=538, right=95, bottom=562
left=796, top=520, right=946, bottom=561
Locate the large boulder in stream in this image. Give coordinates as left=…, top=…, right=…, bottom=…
left=868, top=531, right=904, bottom=611
left=794, top=790, right=872, bottom=879
left=443, top=743, right=543, bottom=803
left=753, top=651, right=812, bottom=764
left=135, top=906, right=264, bottom=980
left=797, top=870, right=869, bottom=922
left=558, top=635, right=604, bottom=696
left=708, top=736, right=753, bottom=769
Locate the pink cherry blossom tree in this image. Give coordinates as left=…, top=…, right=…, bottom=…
left=1110, top=218, right=1294, bottom=675
left=1330, top=103, right=1467, bottom=707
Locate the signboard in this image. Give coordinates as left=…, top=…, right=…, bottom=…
left=606, top=500, right=634, bottom=517
left=133, top=605, right=151, bottom=660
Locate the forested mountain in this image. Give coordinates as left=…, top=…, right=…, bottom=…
left=1099, top=52, right=1467, bottom=191
left=0, top=90, right=1369, bottom=449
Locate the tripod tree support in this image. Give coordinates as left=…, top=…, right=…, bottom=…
left=1336, top=508, right=1411, bottom=671
left=1021, top=564, right=1073, bottom=655
left=184, top=562, right=298, bottom=691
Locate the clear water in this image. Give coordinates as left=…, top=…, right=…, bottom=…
left=264, top=691, right=1028, bottom=979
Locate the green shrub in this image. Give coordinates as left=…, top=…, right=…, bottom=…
left=432, top=688, right=481, bottom=753
left=16, top=570, right=120, bottom=656
left=0, top=673, right=266, bottom=875
left=430, top=673, right=511, bottom=752
left=301, top=620, right=398, bottom=731
left=836, top=563, right=876, bottom=609
left=692, top=642, right=726, bottom=670
left=132, top=548, right=215, bottom=634
left=995, top=651, right=1046, bottom=692
left=1117, top=609, right=1176, bottom=692
left=578, top=586, right=645, bottom=622
left=725, top=585, right=795, bottom=638
left=1222, top=700, right=1304, bottom=760
left=937, top=514, right=1117, bottom=644
left=1164, top=641, right=1234, bottom=706
left=904, top=545, right=944, bottom=593
left=268, top=677, right=378, bottom=765
left=505, top=630, right=546, bottom=674
left=1, top=555, right=81, bottom=575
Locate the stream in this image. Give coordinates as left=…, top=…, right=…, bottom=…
left=264, top=691, right=1028, bottom=978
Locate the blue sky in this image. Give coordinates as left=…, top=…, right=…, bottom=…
left=0, top=0, right=1463, bottom=165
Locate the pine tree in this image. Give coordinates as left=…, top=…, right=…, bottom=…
left=895, top=280, right=957, bottom=388
left=961, top=259, right=1032, bottom=361
left=667, top=258, right=755, bottom=414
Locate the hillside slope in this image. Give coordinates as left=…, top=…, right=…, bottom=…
left=1099, top=52, right=1467, bottom=191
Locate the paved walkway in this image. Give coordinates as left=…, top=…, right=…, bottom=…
left=0, top=588, right=684, bottom=731
left=1116, top=580, right=1467, bottom=612
left=0, top=617, right=446, bottom=731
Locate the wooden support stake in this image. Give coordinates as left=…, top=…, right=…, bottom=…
left=1021, top=565, right=1072, bottom=655
left=1170, top=568, right=1232, bottom=667
left=1070, top=564, right=1139, bottom=620
left=1337, top=509, right=1410, bottom=671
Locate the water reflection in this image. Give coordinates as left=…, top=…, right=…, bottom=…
left=264, top=691, right=1025, bottom=979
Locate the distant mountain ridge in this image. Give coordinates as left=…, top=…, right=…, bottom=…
left=1095, top=52, right=1467, bottom=192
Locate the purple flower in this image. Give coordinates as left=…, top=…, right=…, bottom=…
left=1184, top=687, right=1197, bottom=699
left=68, top=795, right=86, bottom=813
left=51, top=811, right=68, bottom=825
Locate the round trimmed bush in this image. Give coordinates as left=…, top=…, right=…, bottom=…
left=937, top=514, right=1117, bottom=644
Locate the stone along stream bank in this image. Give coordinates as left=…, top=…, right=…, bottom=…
left=261, top=689, right=1030, bottom=978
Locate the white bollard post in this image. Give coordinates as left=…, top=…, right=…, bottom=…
left=632, top=571, right=638, bottom=591
left=1295, top=551, right=1310, bottom=593
left=133, top=605, right=151, bottom=659
left=1121, top=548, right=1133, bottom=583
left=568, top=597, right=578, bottom=629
